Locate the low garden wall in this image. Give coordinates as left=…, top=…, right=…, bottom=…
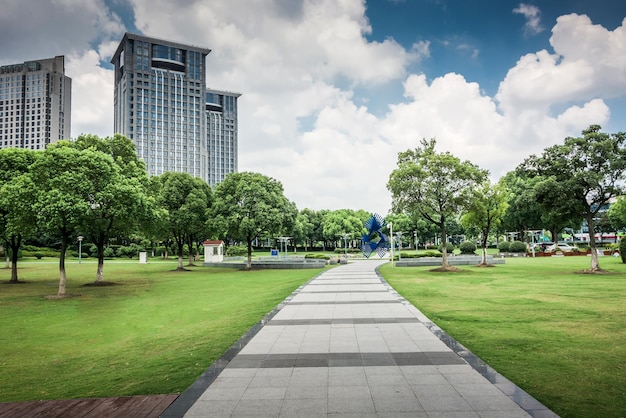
left=203, top=259, right=327, bottom=269
left=396, top=255, right=505, bottom=267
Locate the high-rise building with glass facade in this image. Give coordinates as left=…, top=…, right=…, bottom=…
left=206, top=89, right=240, bottom=186
left=0, top=55, right=71, bottom=150
left=111, top=33, right=240, bottom=185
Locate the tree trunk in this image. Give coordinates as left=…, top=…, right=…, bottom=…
left=58, top=235, right=68, bottom=296
left=246, top=238, right=253, bottom=270
left=440, top=223, right=449, bottom=269
left=551, top=228, right=559, bottom=245
left=480, top=231, right=489, bottom=265
left=8, top=235, right=21, bottom=282
left=176, top=241, right=185, bottom=271
left=94, top=234, right=106, bottom=283
left=187, top=237, right=195, bottom=266
left=587, top=215, right=600, bottom=271
left=96, top=242, right=105, bottom=283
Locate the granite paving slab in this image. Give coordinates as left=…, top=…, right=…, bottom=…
left=161, top=260, right=558, bottom=418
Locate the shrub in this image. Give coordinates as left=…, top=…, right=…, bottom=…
left=459, top=241, right=477, bottom=254
left=577, top=243, right=590, bottom=251
left=5, top=248, right=23, bottom=259
left=438, top=242, right=455, bottom=254
left=117, top=244, right=143, bottom=258
left=498, top=241, right=511, bottom=252
left=88, top=244, right=99, bottom=257
left=22, top=247, right=59, bottom=258
left=509, top=240, right=527, bottom=253
left=70, top=251, right=89, bottom=258
left=226, top=244, right=248, bottom=257
left=421, top=250, right=442, bottom=258
left=305, top=253, right=330, bottom=260
left=34, top=253, right=44, bottom=259
left=103, top=246, right=116, bottom=258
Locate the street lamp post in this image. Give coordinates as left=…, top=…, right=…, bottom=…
left=77, top=236, right=84, bottom=264
left=527, top=230, right=541, bottom=257
left=389, top=222, right=394, bottom=267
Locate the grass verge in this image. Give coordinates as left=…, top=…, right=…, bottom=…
left=379, top=255, right=626, bottom=418
left=0, top=260, right=323, bottom=401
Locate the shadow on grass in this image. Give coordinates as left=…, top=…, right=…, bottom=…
left=83, top=281, right=120, bottom=287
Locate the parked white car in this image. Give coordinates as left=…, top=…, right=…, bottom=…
left=546, top=242, right=578, bottom=253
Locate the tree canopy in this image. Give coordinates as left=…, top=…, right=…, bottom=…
left=152, top=172, right=212, bottom=271
left=30, top=143, right=120, bottom=295
left=211, top=172, right=295, bottom=269
left=461, top=181, right=508, bottom=265
left=388, top=138, right=488, bottom=269
left=518, top=125, right=626, bottom=271
left=0, top=148, right=39, bottom=282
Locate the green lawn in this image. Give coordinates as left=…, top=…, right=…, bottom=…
left=379, top=255, right=626, bottom=418
left=0, top=260, right=323, bottom=402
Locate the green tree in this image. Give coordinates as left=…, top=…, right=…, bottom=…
left=385, top=212, right=413, bottom=252
left=500, top=171, right=543, bottom=238
left=70, top=134, right=153, bottom=283
left=211, top=172, right=295, bottom=270
left=608, top=197, right=626, bottom=230
left=0, top=148, right=38, bottom=282
left=305, top=208, right=327, bottom=250
left=321, top=209, right=363, bottom=249
left=293, top=210, right=314, bottom=251
left=153, top=172, right=212, bottom=271
left=31, top=143, right=119, bottom=296
left=387, top=138, right=488, bottom=270
left=519, top=125, right=626, bottom=271
left=533, top=176, right=583, bottom=243
left=461, top=181, right=508, bottom=265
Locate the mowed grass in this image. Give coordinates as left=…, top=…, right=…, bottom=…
left=379, top=256, right=626, bottom=418
left=0, top=260, right=323, bottom=402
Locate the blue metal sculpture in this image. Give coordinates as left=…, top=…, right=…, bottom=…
left=361, top=213, right=390, bottom=258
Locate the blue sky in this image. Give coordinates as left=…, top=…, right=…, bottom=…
left=1, top=0, right=625, bottom=215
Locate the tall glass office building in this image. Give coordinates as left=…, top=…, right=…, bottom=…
left=206, top=89, right=241, bottom=185
left=0, top=56, right=71, bottom=150
left=113, top=33, right=224, bottom=184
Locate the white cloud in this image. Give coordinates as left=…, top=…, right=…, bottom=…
left=65, top=47, right=114, bottom=138
left=513, top=3, right=544, bottom=36
left=2, top=1, right=624, bottom=216
left=496, top=13, right=626, bottom=131
left=556, top=99, right=610, bottom=129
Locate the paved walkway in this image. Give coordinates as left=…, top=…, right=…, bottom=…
left=162, top=260, right=558, bottom=418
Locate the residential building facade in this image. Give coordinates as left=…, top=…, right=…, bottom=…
left=111, top=33, right=240, bottom=185
left=0, top=55, right=71, bottom=150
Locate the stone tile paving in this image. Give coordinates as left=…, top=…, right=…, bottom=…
left=162, top=260, right=558, bottom=418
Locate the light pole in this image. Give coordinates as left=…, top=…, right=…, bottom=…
left=527, top=230, right=540, bottom=257
left=77, top=236, right=84, bottom=264
left=414, top=231, right=418, bottom=253
left=389, top=222, right=394, bottom=267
